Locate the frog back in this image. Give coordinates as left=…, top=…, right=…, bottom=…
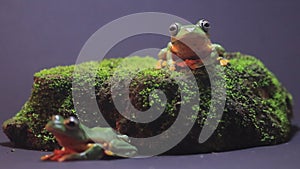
left=85, top=126, right=118, bottom=143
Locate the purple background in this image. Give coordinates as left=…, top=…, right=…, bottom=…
left=0, top=0, right=299, bottom=168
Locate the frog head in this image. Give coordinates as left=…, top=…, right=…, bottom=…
left=45, top=115, right=89, bottom=152
left=168, top=19, right=213, bottom=60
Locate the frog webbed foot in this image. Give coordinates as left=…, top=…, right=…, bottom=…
left=169, top=64, right=176, bottom=71
left=56, top=153, right=84, bottom=162
left=156, top=59, right=163, bottom=69
left=217, top=57, right=230, bottom=66
left=156, top=59, right=176, bottom=70
left=166, top=59, right=176, bottom=71
left=41, top=149, right=69, bottom=161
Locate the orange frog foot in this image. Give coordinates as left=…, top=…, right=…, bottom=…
left=217, top=57, right=230, bottom=66
left=41, top=149, right=74, bottom=161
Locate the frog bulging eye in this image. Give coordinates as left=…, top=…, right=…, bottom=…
left=64, top=116, right=79, bottom=129
left=52, top=115, right=63, bottom=122
left=198, top=19, right=210, bottom=33
left=169, top=22, right=180, bottom=36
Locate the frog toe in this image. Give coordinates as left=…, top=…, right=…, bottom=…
left=156, top=65, right=162, bottom=69
left=41, top=154, right=54, bottom=161
left=220, top=59, right=229, bottom=66
left=156, top=60, right=163, bottom=69
left=169, top=65, right=176, bottom=71
left=57, top=154, right=73, bottom=162
left=41, top=149, right=67, bottom=161
left=56, top=153, right=84, bottom=162
left=217, top=57, right=229, bottom=66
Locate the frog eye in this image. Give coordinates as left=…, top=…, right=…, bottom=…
left=52, top=115, right=63, bottom=122
left=64, top=116, right=79, bottom=129
left=169, top=22, right=180, bottom=36
left=198, top=19, right=210, bottom=33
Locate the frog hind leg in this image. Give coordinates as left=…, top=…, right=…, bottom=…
left=107, top=139, right=138, bottom=158
left=117, top=134, right=130, bottom=142
left=58, top=144, right=104, bottom=162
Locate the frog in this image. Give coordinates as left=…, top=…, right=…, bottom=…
left=156, top=19, right=229, bottom=70
left=41, top=115, right=138, bottom=162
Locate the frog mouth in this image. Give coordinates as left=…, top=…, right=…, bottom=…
left=170, top=39, right=213, bottom=60
left=171, top=34, right=210, bottom=46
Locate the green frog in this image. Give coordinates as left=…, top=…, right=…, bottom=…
left=41, top=115, right=137, bottom=162
left=156, top=19, right=229, bottom=70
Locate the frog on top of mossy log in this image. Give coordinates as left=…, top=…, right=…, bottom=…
left=2, top=52, right=293, bottom=155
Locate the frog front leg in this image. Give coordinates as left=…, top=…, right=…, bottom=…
left=212, top=43, right=229, bottom=66
left=59, top=144, right=104, bottom=162
left=166, top=49, right=176, bottom=71
left=42, top=144, right=104, bottom=162
left=156, top=47, right=167, bottom=69
left=157, top=42, right=176, bottom=70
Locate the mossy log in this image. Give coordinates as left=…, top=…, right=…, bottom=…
left=2, top=53, right=293, bottom=154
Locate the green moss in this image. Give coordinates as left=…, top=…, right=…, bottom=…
left=221, top=53, right=291, bottom=143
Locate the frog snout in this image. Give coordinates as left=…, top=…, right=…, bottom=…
left=45, top=115, right=64, bottom=131
left=185, top=27, right=196, bottom=33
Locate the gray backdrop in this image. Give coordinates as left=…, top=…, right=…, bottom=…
left=0, top=0, right=299, bottom=168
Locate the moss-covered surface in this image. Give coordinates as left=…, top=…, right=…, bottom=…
left=2, top=53, right=293, bottom=154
